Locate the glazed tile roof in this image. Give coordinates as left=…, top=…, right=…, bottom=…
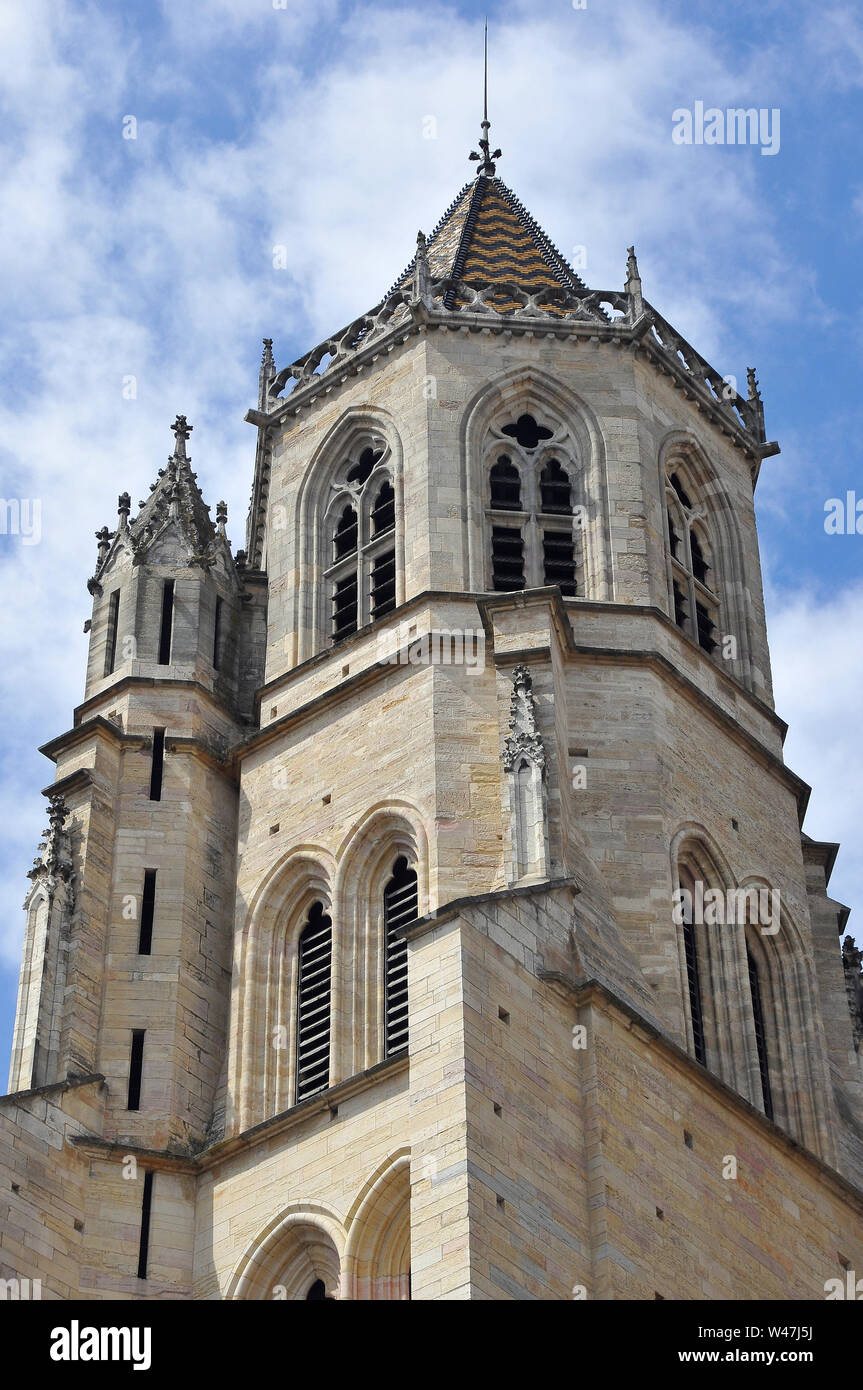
left=390, top=174, right=587, bottom=310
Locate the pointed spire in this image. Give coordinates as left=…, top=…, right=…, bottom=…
left=746, top=367, right=766, bottom=442
left=747, top=367, right=762, bottom=403
left=26, top=792, right=73, bottom=898
left=625, top=246, right=643, bottom=318
left=469, top=20, right=502, bottom=177
left=125, top=414, right=219, bottom=565
left=95, top=525, right=112, bottom=564
left=171, top=414, right=192, bottom=460
left=413, top=230, right=432, bottom=303
left=503, top=665, right=545, bottom=773
left=844, top=936, right=863, bottom=1051
left=216, top=500, right=228, bottom=532
left=258, top=338, right=275, bottom=410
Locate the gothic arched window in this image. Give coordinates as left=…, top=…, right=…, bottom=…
left=747, top=941, right=774, bottom=1120
left=326, top=445, right=397, bottom=643
left=671, top=842, right=825, bottom=1149
left=665, top=467, right=718, bottom=656
left=296, top=901, right=333, bottom=1102
left=485, top=414, right=581, bottom=597
left=677, top=865, right=707, bottom=1067
left=383, top=856, right=417, bottom=1056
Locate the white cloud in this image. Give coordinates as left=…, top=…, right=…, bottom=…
left=766, top=581, right=863, bottom=931
left=0, top=0, right=857, bottom=1057
left=804, top=5, right=863, bottom=90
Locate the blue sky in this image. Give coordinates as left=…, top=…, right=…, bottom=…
left=0, top=0, right=861, bottom=1082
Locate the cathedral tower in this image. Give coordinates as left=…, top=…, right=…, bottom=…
left=2, top=119, right=862, bottom=1299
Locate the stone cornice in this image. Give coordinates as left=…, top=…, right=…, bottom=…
left=40, top=713, right=240, bottom=786
left=66, top=1054, right=411, bottom=1173
left=0, top=1071, right=106, bottom=1107
left=165, top=734, right=237, bottom=780
left=200, top=1053, right=409, bottom=1169
left=40, top=767, right=96, bottom=801
left=476, top=589, right=809, bottom=824
left=245, top=589, right=809, bottom=825
left=39, top=715, right=151, bottom=764
left=252, top=294, right=771, bottom=466
left=245, top=283, right=777, bottom=561
left=801, top=835, right=841, bottom=887
left=401, top=877, right=581, bottom=945
left=72, top=674, right=240, bottom=730
left=68, top=1136, right=201, bottom=1175
left=52, top=975, right=863, bottom=1211
left=254, top=588, right=481, bottom=713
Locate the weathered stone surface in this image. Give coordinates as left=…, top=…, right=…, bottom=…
left=1, top=171, right=860, bottom=1300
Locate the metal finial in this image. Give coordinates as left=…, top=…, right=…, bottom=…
left=469, top=20, right=501, bottom=177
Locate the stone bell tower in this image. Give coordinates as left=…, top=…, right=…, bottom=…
left=2, top=104, right=863, bottom=1300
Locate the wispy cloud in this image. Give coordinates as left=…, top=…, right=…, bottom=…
left=766, top=580, right=863, bottom=926
left=0, top=0, right=859, bottom=1076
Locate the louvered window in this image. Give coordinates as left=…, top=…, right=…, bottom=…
left=668, top=511, right=683, bottom=561
left=371, top=550, right=396, bottom=618
left=679, top=880, right=706, bottom=1067
left=690, top=530, right=708, bottom=585
left=682, top=918, right=706, bottom=1066
left=695, top=601, right=716, bottom=654
left=334, top=505, right=358, bottom=559
left=326, top=446, right=398, bottom=644
left=332, top=574, right=358, bottom=640
left=371, top=482, right=395, bottom=534
left=383, top=857, right=417, bottom=1056
left=747, top=946, right=774, bottom=1120
left=539, top=459, right=571, bottom=514
left=486, top=418, right=581, bottom=596
left=491, top=526, right=525, bottom=591
left=490, top=457, right=521, bottom=510
left=296, top=902, right=332, bottom=1102
left=542, top=530, right=577, bottom=596
left=665, top=468, right=720, bottom=657
left=673, top=579, right=688, bottom=629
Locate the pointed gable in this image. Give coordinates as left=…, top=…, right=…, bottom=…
left=130, top=415, right=217, bottom=564
left=88, top=416, right=234, bottom=593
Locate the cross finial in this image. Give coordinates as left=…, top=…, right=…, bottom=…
left=171, top=414, right=193, bottom=459
left=469, top=20, right=501, bottom=177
